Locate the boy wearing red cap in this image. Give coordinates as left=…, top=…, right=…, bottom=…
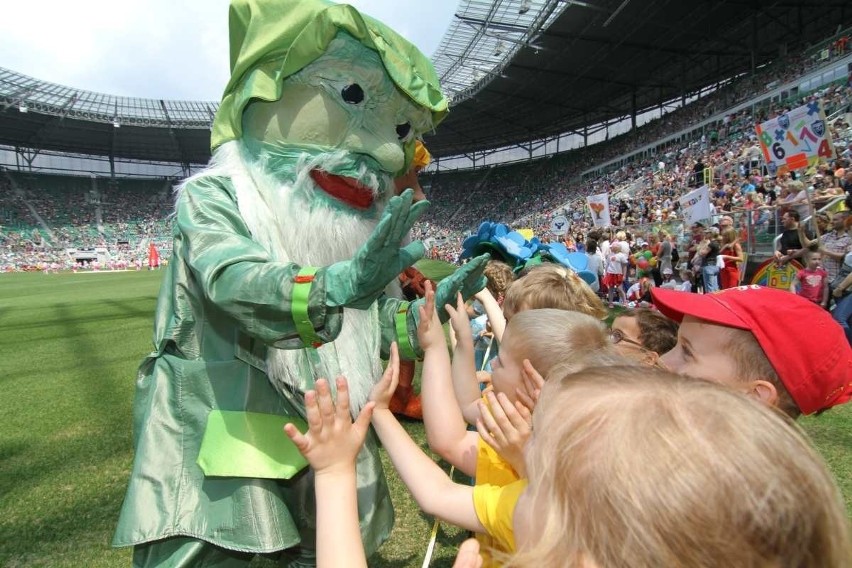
left=651, top=286, right=851, bottom=418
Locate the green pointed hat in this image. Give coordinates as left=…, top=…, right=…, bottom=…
left=212, top=0, right=449, bottom=151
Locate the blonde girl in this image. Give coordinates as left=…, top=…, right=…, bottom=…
left=718, top=227, right=744, bottom=289
left=506, top=366, right=852, bottom=568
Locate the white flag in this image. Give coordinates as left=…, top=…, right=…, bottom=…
left=679, top=185, right=712, bottom=225
left=586, top=193, right=611, bottom=227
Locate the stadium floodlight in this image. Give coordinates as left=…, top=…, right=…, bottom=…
left=18, top=103, right=28, bottom=113
left=113, top=119, right=121, bottom=128
left=519, top=0, right=531, bottom=14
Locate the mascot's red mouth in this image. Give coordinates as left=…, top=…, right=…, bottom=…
left=309, top=170, right=375, bottom=210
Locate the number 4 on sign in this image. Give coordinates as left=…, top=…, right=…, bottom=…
left=818, top=139, right=833, bottom=159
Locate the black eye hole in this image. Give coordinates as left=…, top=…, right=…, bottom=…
left=396, top=122, right=411, bottom=139
left=341, top=83, right=364, bottom=104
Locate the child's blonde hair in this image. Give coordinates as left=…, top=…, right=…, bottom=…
left=505, top=309, right=624, bottom=378
left=503, top=264, right=607, bottom=320
left=506, top=366, right=852, bottom=568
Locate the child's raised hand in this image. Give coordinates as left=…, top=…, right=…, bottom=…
left=284, top=376, right=374, bottom=476
left=445, top=292, right=472, bottom=340
left=369, top=342, right=400, bottom=410
left=476, top=391, right=531, bottom=477
left=515, top=359, right=544, bottom=413
left=417, top=281, right=445, bottom=351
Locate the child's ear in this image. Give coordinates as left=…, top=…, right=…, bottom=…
left=747, top=380, right=779, bottom=407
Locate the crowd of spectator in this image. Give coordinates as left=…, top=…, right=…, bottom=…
left=1, top=31, right=851, bottom=274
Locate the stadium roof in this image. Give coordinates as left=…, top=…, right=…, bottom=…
left=424, top=0, right=852, bottom=158
left=1, top=0, right=850, bottom=167
left=0, top=67, right=216, bottom=165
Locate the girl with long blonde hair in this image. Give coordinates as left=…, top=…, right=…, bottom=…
left=718, top=227, right=744, bottom=289
left=505, top=366, right=852, bottom=568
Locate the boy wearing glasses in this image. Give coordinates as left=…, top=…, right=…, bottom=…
left=609, top=308, right=679, bottom=367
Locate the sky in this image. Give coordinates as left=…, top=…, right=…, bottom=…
left=0, top=0, right=459, bottom=101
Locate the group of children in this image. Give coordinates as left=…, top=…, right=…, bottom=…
left=284, top=261, right=852, bottom=567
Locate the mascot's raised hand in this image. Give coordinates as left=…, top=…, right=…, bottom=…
left=412, top=253, right=490, bottom=324
left=326, top=189, right=428, bottom=310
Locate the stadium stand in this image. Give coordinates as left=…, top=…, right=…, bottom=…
left=1, top=6, right=851, bottom=276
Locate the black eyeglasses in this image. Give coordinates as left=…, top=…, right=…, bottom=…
left=608, top=328, right=645, bottom=349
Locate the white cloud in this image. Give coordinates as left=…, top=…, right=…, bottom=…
left=0, top=0, right=458, bottom=101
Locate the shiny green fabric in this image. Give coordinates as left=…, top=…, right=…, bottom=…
left=113, top=175, right=401, bottom=554
left=212, top=0, right=448, bottom=151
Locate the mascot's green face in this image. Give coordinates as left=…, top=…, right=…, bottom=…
left=212, top=0, right=447, bottom=211
left=242, top=33, right=432, bottom=210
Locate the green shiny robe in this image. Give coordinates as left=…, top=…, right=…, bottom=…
left=113, top=175, right=415, bottom=554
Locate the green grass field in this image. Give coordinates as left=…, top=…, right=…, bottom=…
left=0, top=268, right=849, bottom=567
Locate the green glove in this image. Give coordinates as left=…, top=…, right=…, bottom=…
left=416, top=253, right=490, bottom=323
left=325, top=189, right=428, bottom=310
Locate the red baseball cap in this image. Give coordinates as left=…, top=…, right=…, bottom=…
left=651, top=286, right=852, bottom=415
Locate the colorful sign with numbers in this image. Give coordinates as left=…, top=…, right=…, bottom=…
left=749, top=258, right=804, bottom=290
left=755, top=100, right=835, bottom=176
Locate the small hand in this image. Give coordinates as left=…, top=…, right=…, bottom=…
left=515, top=359, right=544, bottom=414
left=284, top=376, right=375, bottom=476
left=416, top=281, right=445, bottom=352
left=369, top=342, right=401, bottom=410
left=446, top=292, right=473, bottom=344
left=476, top=391, right=532, bottom=477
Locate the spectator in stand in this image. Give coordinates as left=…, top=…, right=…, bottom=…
left=654, top=229, right=672, bottom=286
left=775, top=210, right=808, bottom=266
left=699, top=227, right=722, bottom=293
left=791, top=249, right=829, bottom=308
left=831, top=223, right=852, bottom=343
left=584, top=237, right=604, bottom=293
left=659, top=267, right=678, bottom=289
left=678, top=269, right=695, bottom=292
left=799, top=210, right=851, bottom=285
left=718, top=228, right=745, bottom=289
left=604, top=241, right=629, bottom=305
left=626, top=276, right=653, bottom=304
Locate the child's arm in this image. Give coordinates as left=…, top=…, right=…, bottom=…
left=447, top=294, right=488, bottom=426
left=284, top=377, right=374, bottom=568
left=821, top=273, right=829, bottom=307
left=370, top=343, right=485, bottom=532
left=473, top=287, right=506, bottom=343
left=790, top=273, right=800, bottom=294
left=476, top=391, right=532, bottom=478
left=417, top=284, right=481, bottom=476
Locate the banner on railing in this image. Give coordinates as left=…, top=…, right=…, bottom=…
left=755, top=100, right=835, bottom=176
left=586, top=193, right=611, bottom=227
left=678, top=185, right=712, bottom=226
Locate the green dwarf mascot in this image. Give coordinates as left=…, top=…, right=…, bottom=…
left=112, top=1, right=487, bottom=565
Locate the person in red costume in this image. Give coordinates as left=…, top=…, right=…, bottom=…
left=390, top=140, right=433, bottom=418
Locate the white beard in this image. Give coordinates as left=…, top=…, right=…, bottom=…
left=185, top=140, right=393, bottom=412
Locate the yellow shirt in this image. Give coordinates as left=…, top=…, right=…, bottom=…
left=472, top=437, right=523, bottom=566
